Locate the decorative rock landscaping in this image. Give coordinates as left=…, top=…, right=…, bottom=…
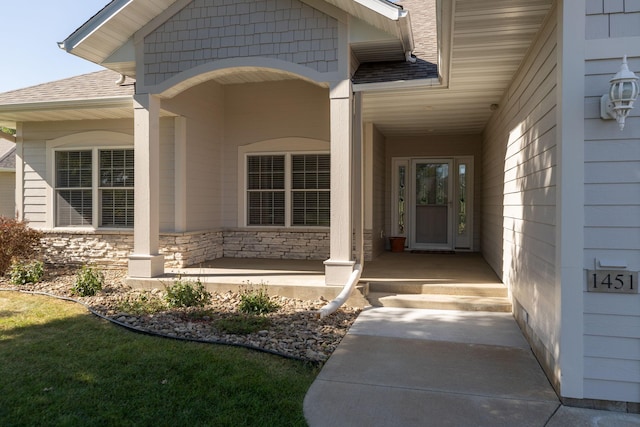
left=0, top=267, right=360, bottom=362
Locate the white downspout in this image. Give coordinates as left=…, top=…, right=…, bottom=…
left=318, top=263, right=362, bottom=318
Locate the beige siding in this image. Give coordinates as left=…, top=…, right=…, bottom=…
left=21, top=140, right=47, bottom=227
left=0, top=172, right=15, bottom=217
left=482, top=6, right=558, bottom=375
left=583, top=55, right=640, bottom=402
left=159, top=117, right=176, bottom=232
left=164, top=81, right=225, bottom=231
left=222, top=80, right=330, bottom=227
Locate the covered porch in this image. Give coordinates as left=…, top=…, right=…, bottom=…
left=127, top=252, right=508, bottom=311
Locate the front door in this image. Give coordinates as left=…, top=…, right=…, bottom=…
left=411, top=159, right=453, bottom=250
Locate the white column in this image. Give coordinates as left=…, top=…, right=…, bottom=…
left=324, top=80, right=355, bottom=285
left=128, top=94, right=164, bottom=278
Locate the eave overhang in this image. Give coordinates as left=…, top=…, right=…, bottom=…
left=0, top=96, right=134, bottom=126
left=59, top=0, right=414, bottom=78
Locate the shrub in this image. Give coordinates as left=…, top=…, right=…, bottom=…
left=9, top=260, right=45, bottom=285
left=72, top=265, right=104, bottom=297
left=0, top=217, right=43, bottom=276
left=165, top=279, right=211, bottom=308
left=238, top=284, right=280, bottom=315
left=117, top=293, right=167, bottom=315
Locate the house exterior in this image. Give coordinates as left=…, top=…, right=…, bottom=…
left=0, top=0, right=639, bottom=411
left=0, top=131, right=16, bottom=218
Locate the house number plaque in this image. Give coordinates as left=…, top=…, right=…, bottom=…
left=587, top=270, right=638, bottom=293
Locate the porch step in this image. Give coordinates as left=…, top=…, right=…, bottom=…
left=367, top=292, right=512, bottom=312
left=368, top=282, right=508, bottom=298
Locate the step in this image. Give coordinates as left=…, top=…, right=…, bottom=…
left=368, top=282, right=508, bottom=298
left=367, top=292, right=513, bottom=313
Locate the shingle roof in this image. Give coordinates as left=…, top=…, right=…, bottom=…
left=0, top=146, right=15, bottom=170
left=0, top=135, right=15, bottom=170
left=352, top=0, right=438, bottom=85
left=0, top=70, right=134, bottom=106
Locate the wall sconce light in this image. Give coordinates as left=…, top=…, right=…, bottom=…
left=600, top=56, right=639, bottom=131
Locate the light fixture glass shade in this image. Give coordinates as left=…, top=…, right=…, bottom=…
left=607, top=56, right=639, bottom=130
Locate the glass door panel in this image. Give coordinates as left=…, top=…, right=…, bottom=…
left=412, top=160, right=453, bottom=249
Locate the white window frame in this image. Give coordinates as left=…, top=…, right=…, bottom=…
left=46, top=131, right=134, bottom=230
left=237, top=137, right=330, bottom=228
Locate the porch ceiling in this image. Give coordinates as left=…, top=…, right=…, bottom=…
left=360, top=0, right=553, bottom=137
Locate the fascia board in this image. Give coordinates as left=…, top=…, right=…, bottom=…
left=352, top=0, right=402, bottom=20
left=352, top=77, right=441, bottom=92
left=59, top=0, right=133, bottom=52
left=0, top=96, right=133, bottom=114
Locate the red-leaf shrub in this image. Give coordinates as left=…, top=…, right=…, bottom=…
left=0, top=217, right=43, bottom=276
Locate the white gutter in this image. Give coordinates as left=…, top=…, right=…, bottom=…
left=318, top=263, right=363, bottom=319
left=353, top=77, right=442, bottom=92
left=0, top=96, right=133, bottom=114
left=352, top=0, right=404, bottom=20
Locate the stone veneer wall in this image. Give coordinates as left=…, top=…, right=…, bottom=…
left=40, top=228, right=374, bottom=267
left=223, top=228, right=329, bottom=259
left=40, top=230, right=223, bottom=269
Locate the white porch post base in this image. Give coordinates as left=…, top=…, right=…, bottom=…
left=128, top=254, right=164, bottom=278
left=323, top=259, right=356, bottom=285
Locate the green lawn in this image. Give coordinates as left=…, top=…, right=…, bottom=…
left=0, top=292, right=317, bottom=426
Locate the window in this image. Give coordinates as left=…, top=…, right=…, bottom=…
left=247, top=153, right=330, bottom=227
left=55, top=149, right=134, bottom=228
left=56, top=151, right=92, bottom=226
left=100, top=150, right=135, bottom=227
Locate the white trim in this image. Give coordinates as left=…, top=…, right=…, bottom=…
left=351, top=0, right=403, bottom=20
left=238, top=141, right=331, bottom=228
left=60, top=0, right=133, bottom=51
left=14, top=124, right=23, bottom=221
left=0, top=96, right=133, bottom=115
left=556, top=0, right=585, bottom=399
left=140, top=58, right=338, bottom=98
left=353, top=78, right=442, bottom=92
left=45, top=131, right=134, bottom=231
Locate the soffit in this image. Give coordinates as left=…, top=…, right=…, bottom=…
left=60, top=0, right=177, bottom=76
left=360, top=0, right=553, bottom=137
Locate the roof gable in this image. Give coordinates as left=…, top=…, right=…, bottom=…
left=60, top=0, right=413, bottom=78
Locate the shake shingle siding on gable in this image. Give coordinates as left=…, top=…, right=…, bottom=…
left=143, top=0, right=339, bottom=86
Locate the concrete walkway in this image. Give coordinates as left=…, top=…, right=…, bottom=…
left=304, top=307, right=640, bottom=426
